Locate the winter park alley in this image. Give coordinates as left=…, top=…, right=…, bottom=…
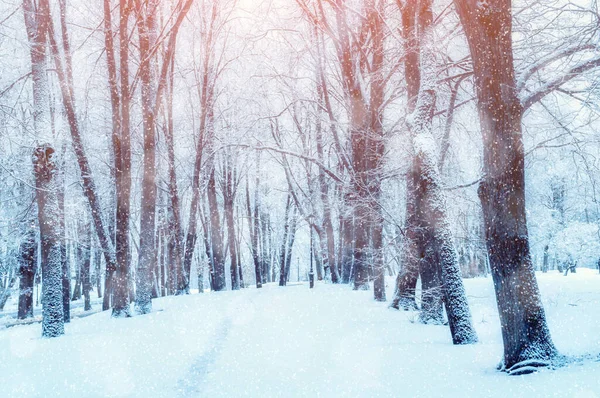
left=2, top=271, right=600, bottom=397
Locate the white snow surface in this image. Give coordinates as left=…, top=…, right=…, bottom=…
left=1, top=270, right=600, bottom=397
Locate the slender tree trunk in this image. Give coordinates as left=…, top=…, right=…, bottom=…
left=18, top=224, right=37, bottom=319
left=368, top=1, right=386, bottom=301
left=390, top=178, right=419, bottom=311
left=207, top=168, right=226, bottom=291
left=163, top=54, right=186, bottom=295
left=246, top=178, right=262, bottom=288
left=285, top=208, right=297, bottom=283
left=134, top=0, right=159, bottom=315
left=261, top=212, right=271, bottom=283
left=81, top=223, right=92, bottom=311
left=95, top=248, right=102, bottom=298
left=103, top=0, right=133, bottom=317
left=71, top=255, right=81, bottom=302
left=391, top=0, right=423, bottom=310
left=39, top=0, right=119, bottom=313
left=339, top=214, right=353, bottom=283
left=454, top=0, right=557, bottom=371
left=315, top=61, right=339, bottom=284
left=22, top=0, right=49, bottom=319
left=223, top=160, right=240, bottom=291
left=278, top=195, right=292, bottom=286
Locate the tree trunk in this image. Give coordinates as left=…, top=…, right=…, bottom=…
left=390, top=171, right=419, bottom=310
left=404, top=0, right=478, bottom=344
left=261, top=212, right=271, bottom=283
left=279, top=195, right=292, bottom=286
left=285, top=208, right=297, bottom=283
left=58, top=190, right=70, bottom=325
left=56, top=2, right=73, bottom=323
left=18, top=224, right=37, bottom=319
left=246, top=178, right=262, bottom=288
left=34, top=145, right=64, bottom=338
left=94, top=248, right=102, bottom=299
left=367, top=3, right=386, bottom=301
left=163, top=54, right=186, bottom=295
left=71, top=254, right=81, bottom=302
left=37, top=0, right=118, bottom=314
left=207, top=168, right=226, bottom=291
left=134, top=0, right=159, bottom=315
left=315, top=76, right=339, bottom=284
left=103, top=0, right=133, bottom=317
left=81, top=223, right=92, bottom=311
left=391, top=0, right=423, bottom=311
left=454, top=0, right=557, bottom=370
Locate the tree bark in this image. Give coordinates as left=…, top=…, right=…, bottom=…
left=284, top=208, right=298, bottom=283
left=134, top=0, right=159, bottom=315
left=391, top=0, right=422, bottom=311
left=390, top=170, right=419, bottom=310
left=454, top=0, right=557, bottom=369
left=18, top=224, right=37, bottom=319
left=103, top=0, right=133, bottom=317
left=246, top=177, right=262, bottom=288
left=81, top=223, right=92, bottom=311
left=407, top=0, right=478, bottom=344
left=207, top=167, right=226, bottom=291
left=279, top=195, right=292, bottom=286
left=34, top=145, right=64, bottom=338
left=39, top=0, right=119, bottom=314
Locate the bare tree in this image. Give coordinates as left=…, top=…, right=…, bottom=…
left=453, top=0, right=557, bottom=373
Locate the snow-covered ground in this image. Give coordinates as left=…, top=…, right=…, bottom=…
left=1, top=270, right=599, bottom=397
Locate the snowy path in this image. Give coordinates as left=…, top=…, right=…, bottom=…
left=1, top=272, right=600, bottom=397
left=176, top=317, right=231, bottom=397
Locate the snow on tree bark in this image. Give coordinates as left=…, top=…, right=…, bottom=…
left=406, top=0, right=477, bottom=344
left=18, top=222, right=37, bottom=320
left=34, top=145, right=64, bottom=338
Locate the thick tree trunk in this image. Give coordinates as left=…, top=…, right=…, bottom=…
left=34, top=145, right=64, bottom=338
left=454, top=0, right=557, bottom=369
left=405, top=0, right=477, bottom=344
left=38, top=0, right=118, bottom=314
